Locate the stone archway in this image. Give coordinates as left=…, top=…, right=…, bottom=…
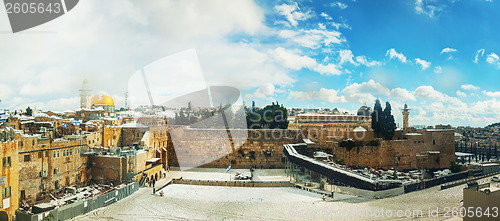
left=0, top=211, right=9, bottom=221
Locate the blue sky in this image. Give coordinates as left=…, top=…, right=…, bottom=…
left=242, top=0, right=500, bottom=127
left=0, top=0, right=498, bottom=127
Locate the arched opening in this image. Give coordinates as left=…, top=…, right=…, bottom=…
left=0, top=211, right=9, bottom=221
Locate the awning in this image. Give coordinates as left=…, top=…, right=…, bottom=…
left=162, top=148, right=167, bottom=152
left=156, top=149, right=161, bottom=154
left=146, top=158, right=161, bottom=164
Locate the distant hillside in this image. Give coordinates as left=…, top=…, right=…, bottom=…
left=487, top=122, right=500, bottom=128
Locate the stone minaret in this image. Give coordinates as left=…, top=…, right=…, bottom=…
left=79, top=79, right=91, bottom=109
left=402, top=103, right=410, bottom=129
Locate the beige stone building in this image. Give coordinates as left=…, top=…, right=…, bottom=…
left=0, top=140, right=19, bottom=221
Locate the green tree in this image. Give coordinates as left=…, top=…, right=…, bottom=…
left=245, top=102, right=288, bottom=129
left=175, top=109, right=188, bottom=125
left=371, top=99, right=383, bottom=137
left=382, top=101, right=396, bottom=140
left=25, top=106, right=32, bottom=116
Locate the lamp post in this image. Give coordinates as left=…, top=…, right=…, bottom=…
left=393, top=151, right=397, bottom=179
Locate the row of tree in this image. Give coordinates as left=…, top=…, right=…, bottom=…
left=371, top=99, right=396, bottom=140
left=245, top=101, right=289, bottom=129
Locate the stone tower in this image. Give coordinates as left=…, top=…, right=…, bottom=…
left=402, top=103, right=410, bottom=129
left=79, top=79, right=91, bottom=109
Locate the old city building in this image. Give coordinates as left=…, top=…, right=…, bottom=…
left=0, top=139, right=19, bottom=221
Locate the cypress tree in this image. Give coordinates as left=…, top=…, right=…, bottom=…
left=495, top=143, right=498, bottom=158
left=25, top=106, right=32, bottom=116
left=382, top=101, right=396, bottom=140
left=371, top=99, right=383, bottom=137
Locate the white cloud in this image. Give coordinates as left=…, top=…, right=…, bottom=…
left=269, top=47, right=316, bottom=70
left=414, top=85, right=465, bottom=107
left=342, top=79, right=390, bottom=103
left=319, top=12, right=350, bottom=30
left=249, top=83, right=276, bottom=99
left=461, top=84, right=480, bottom=90
left=486, top=53, right=500, bottom=68
left=391, top=88, right=416, bottom=101
left=456, top=90, right=467, bottom=97
left=415, top=58, right=431, bottom=70
left=414, top=86, right=447, bottom=101
left=278, top=29, right=344, bottom=49
left=320, top=12, right=333, bottom=20
left=482, top=91, right=500, bottom=98
left=269, top=47, right=354, bottom=76
left=434, top=66, right=442, bottom=74
left=355, top=56, right=381, bottom=67
left=414, top=0, right=442, bottom=18
left=331, top=2, right=348, bottom=9
left=289, top=88, right=345, bottom=103
left=474, top=49, right=485, bottom=63
left=338, top=50, right=358, bottom=66
left=0, top=0, right=280, bottom=110
left=386, top=48, right=407, bottom=63
left=313, top=63, right=343, bottom=76
left=12, top=97, right=80, bottom=112
left=487, top=53, right=499, bottom=63
left=275, top=3, right=311, bottom=26
left=440, top=48, right=457, bottom=54
left=0, top=83, right=13, bottom=98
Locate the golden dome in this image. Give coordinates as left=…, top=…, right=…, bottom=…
left=91, top=93, right=114, bottom=106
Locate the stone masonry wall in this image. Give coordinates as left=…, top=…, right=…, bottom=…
left=328, top=130, right=455, bottom=170
left=167, top=129, right=305, bottom=169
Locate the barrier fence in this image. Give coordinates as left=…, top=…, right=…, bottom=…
left=16, top=182, right=139, bottom=221
left=403, top=170, right=483, bottom=193
left=171, top=178, right=291, bottom=188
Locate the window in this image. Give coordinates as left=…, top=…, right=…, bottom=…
left=45, top=151, right=48, bottom=157
left=2, top=157, right=11, bottom=168
left=433, top=140, right=436, bottom=145
left=24, top=154, right=31, bottom=162
left=38, top=152, right=42, bottom=158
left=63, top=150, right=66, bottom=157
left=53, top=151, right=56, bottom=158
left=54, top=167, right=59, bottom=174
left=57, top=151, right=60, bottom=158
left=32, top=140, right=34, bottom=146
left=70, top=149, right=73, bottom=156
left=2, top=186, right=11, bottom=198
left=66, top=165, right=69, bottom=171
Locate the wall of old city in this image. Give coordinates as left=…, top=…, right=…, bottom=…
left=326, top=130, right=455, bottom=170
left=167, top=128, right=305, bottom=169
